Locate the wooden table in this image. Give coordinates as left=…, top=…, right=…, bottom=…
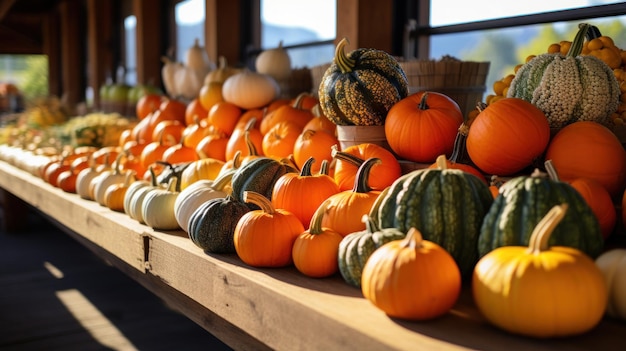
left=1, top=159, right=625, bottom=351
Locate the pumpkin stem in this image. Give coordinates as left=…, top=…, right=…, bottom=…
left=527, top=204, right=569, bottom=254
left=418, top=92, right=430, bottom=110
left=166, top=176, right=179, bottom=193
left=402, top=227, right=424, bottom=249
left=308, top=199, right=330, bottom=235
left=244, top=130, right=259, bottom=157
left=242, top=191, right=275, bottom=214
left=476, top=101, right=488, bottom=112
left=319, top=159, right=330, bottom=175
left=292, top=92, right=311, bottom=110
left=544, top=159, right=560, bottom=182
left=331, top=144, right=365, bottom=168
left=335, top=38, right=356, bottom=74
left=148, top=165, right=158, bottom=186
left=567, top=23, right=590, bottom=58
left=217, top=55, right=227, bottom=69
left=212, top=169, right=235, bottom=191
left=300, top=157, right=316, bottom=177
left=449, top=122, right=472, bottom=165
left=435, top=155, right=448, bottom=170
left=352, top=157, right=381, bottom=193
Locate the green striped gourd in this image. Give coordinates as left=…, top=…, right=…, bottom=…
left=478, top=169, right=603, bottom=258
left=188, top=195, right=250, bottom=253
left=231, top=157, right=297, bottom=210
left=376, top=155, right=493, bottom=277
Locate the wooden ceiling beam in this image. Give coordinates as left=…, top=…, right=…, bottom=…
left=0, top=0, right=16, bottom=22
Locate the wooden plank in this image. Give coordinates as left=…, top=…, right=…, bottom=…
left=0, top=161, right=145, bottom=271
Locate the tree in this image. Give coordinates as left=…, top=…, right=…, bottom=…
left=20, top=55, right=49, bottom=101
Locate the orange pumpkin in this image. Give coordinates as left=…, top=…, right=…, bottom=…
left=293, top=129, right=339, bottom=174
left=271, top=157, right=340, bottom=227
left=225, top=118, right=264, bottom=161
left=207, top=101, right=242, bottom=136
left=466, top=98, right=550, bottom=176
left=195, top=128, right=229, bottom=161
left=162, top=138, right=200, bottom=165
left=292, top=199, right=344, bottom=278
left=545, top=121, right=626, bottom=198
left=260, top=93, right=314, bottom=135
left=321, top=157, right=382, bottom=236
left=332, top=143, right=401, bottom=191
left=233, top=191, right=305, bottom=267
left=385, top=91, right=463, bottom=163
left=184, top=98, right=209, bottom=126
left=262, top=120, right=302, bottom=159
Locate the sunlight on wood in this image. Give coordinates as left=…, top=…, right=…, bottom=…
left=43, top=261, right=64, bottom=279
left=56, top=289, right=139, bottom=351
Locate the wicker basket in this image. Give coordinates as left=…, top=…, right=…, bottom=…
left=399, top=60, right=490, bottom=117
left=309, top=62, right=332, bottom=97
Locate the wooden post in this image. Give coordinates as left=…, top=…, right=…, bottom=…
left=133, top=0, right=163, bottom=86
left=205, top=0, right=243, bottom=66
left=336, top=0, right=393, bottom=52
left=86, top=0, right=116, bottom=110
left=58, top=0, right=85, bottom=109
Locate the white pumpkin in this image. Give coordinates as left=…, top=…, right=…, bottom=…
left=255, top=40, right=292, bottom=81
left=142, top=177, right=180, bottom=230
left=595, top=248, right=626, bottom=320
left=174, top=171, right=233, bottom=233
left=222, top=70, right=279, bottom=110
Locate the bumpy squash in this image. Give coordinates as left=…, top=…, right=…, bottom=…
left=338, top=212, right=405, bottom=288
left=478, top=170, right=603, bottom=259
left=377, top=155, right=493, bottom=277
left=230, top=157, right=297, bottom=210
left=188, top=195, right=250, bottom=253
left=507, top=23, right=620, bottom=129
left=318, top=38, right=408, bottom=126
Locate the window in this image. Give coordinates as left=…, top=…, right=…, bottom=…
left=424, top=1, right=626, bottom=99
left=260, top=0, right=336, bottom=67
left=124, top=15, right=137, bottom=86
left=175, top=0, right=206, bottom=63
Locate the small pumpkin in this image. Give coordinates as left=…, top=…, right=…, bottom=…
left=93, top=154, right=129, bottom=206
left=320, top=157, right=382, bottom=237
left=142, top=177, right=180, bottom=230
left=230, top=157, right=297, bottom=210
left=233, top=191, right=305, bottom=267
left=255, top=40, right=292, bottom=82
left=318, top=38, right=408, bottom=126
left=104, top=171, right=136, bottom=212
left=260, top=92, right=314, bottom=135
left=385, top=91, right=464, bottom=163
left=466, top=98, right=550, bottom=176
left=292, top=129, right=339, bottom=174
left=361, top=227, right=462, bottom=321
left=473, top=204, right=607, bottom=338
left=292, top=200, right=344, bottom=278
left=595, top=249, right=626, bottom=320
left=271, top=157, right=340, bottom=228
left=331, top=143, right=401, bottom=191
left=179, top=157, right=225, bottom=190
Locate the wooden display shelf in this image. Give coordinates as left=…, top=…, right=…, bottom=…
left=1, top=159, right=625, bottom=351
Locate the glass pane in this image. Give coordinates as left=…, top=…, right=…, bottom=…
left=124, top=15, right=136, bottom=85
left=429, top=16, right=626, bottom=101
left=430, top=0, right=624, bottom=27
left=261, top=0, right=336, bottom=67
left=175, top=0, right=206, bottom=62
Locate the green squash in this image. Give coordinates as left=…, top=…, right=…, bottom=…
left=338, top=212, right=405, bottom=288
left=478, top=170, right=603, bottom=258
left=377, top=156, right=493, bottom=277
left=188, top=195, right=250, bottom=253
left=231, top=157, right=297, bottom=210
left=318, top=38, right=409, bottom=126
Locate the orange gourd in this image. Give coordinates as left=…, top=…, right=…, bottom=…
left=262, top=121, right=302, bottom=159
left=466, top=98, right=550, bottom=176
left=292, top=200, right=344, bottom=278
left=260, top=92, right=314, bottom=135
left=225, top=118, right=264, bottom=161
left=292, top=129, right=339, bottom=174
left=331, top=143, right=401, bottom=191
left=361, top=227, right=462, bottom=320
left=385, top=91, right=463, bottom=163
left=320, top=157, right=382, bottom=236
left=233, top=191, right=305, bottom=268
left=271, top=157, right=340, bottom=227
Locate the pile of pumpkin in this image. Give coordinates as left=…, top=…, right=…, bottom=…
left=3, top=22, right=626, bottom=341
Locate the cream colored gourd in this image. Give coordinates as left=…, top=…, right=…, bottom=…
left=595, top=248, right=626, bottom=320
left=180, top=157, right=225, bottom=190
left=161, top=56, right=181, bottom=98
left=76, top=158, right=102, bottom=200
left=222, top=70, right=279, bottom=110
left=174, top=171, right=234, bottom=232
left=255, top=41, right=292, bottom=81
left=204, top=56, right=241, bottom=85
left=142, top=177, right=181, bottom=230
left=123, top=167, right=157, bottom=217
left=93, top=156, right=128, bottom=206
left=165, top=39, right=214, bottom=100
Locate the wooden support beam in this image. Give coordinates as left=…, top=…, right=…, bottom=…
left=133, top=0, right=163, bottom=86
left=336, top=0, right=393, bottom=52
left=87, top=0, right=116, bottom=110
left=43, top=10, right=61, bottom=98
left=0, top=0, right=16, bottom=22
left=58, top=0, right=85, bottom=108
left=205, top=0, right=242, bottom=66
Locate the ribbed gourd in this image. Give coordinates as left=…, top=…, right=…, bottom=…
left=318, top=38, right=409, bottom=126
left=507, top=23, right=620, bottom=129
left=376, top=156, right=493, bottom=277
left=478, top=170, right=604, bottom=259
left=230, top=157, right=297, bottom=210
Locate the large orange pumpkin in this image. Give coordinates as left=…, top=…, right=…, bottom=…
left=332, top=143, right=401, bottom=191
left=545, top=121, right=626, bottom=198
left=466, top=98, right=550, bottom=176
left=385, top=91, right=463, bottom=163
